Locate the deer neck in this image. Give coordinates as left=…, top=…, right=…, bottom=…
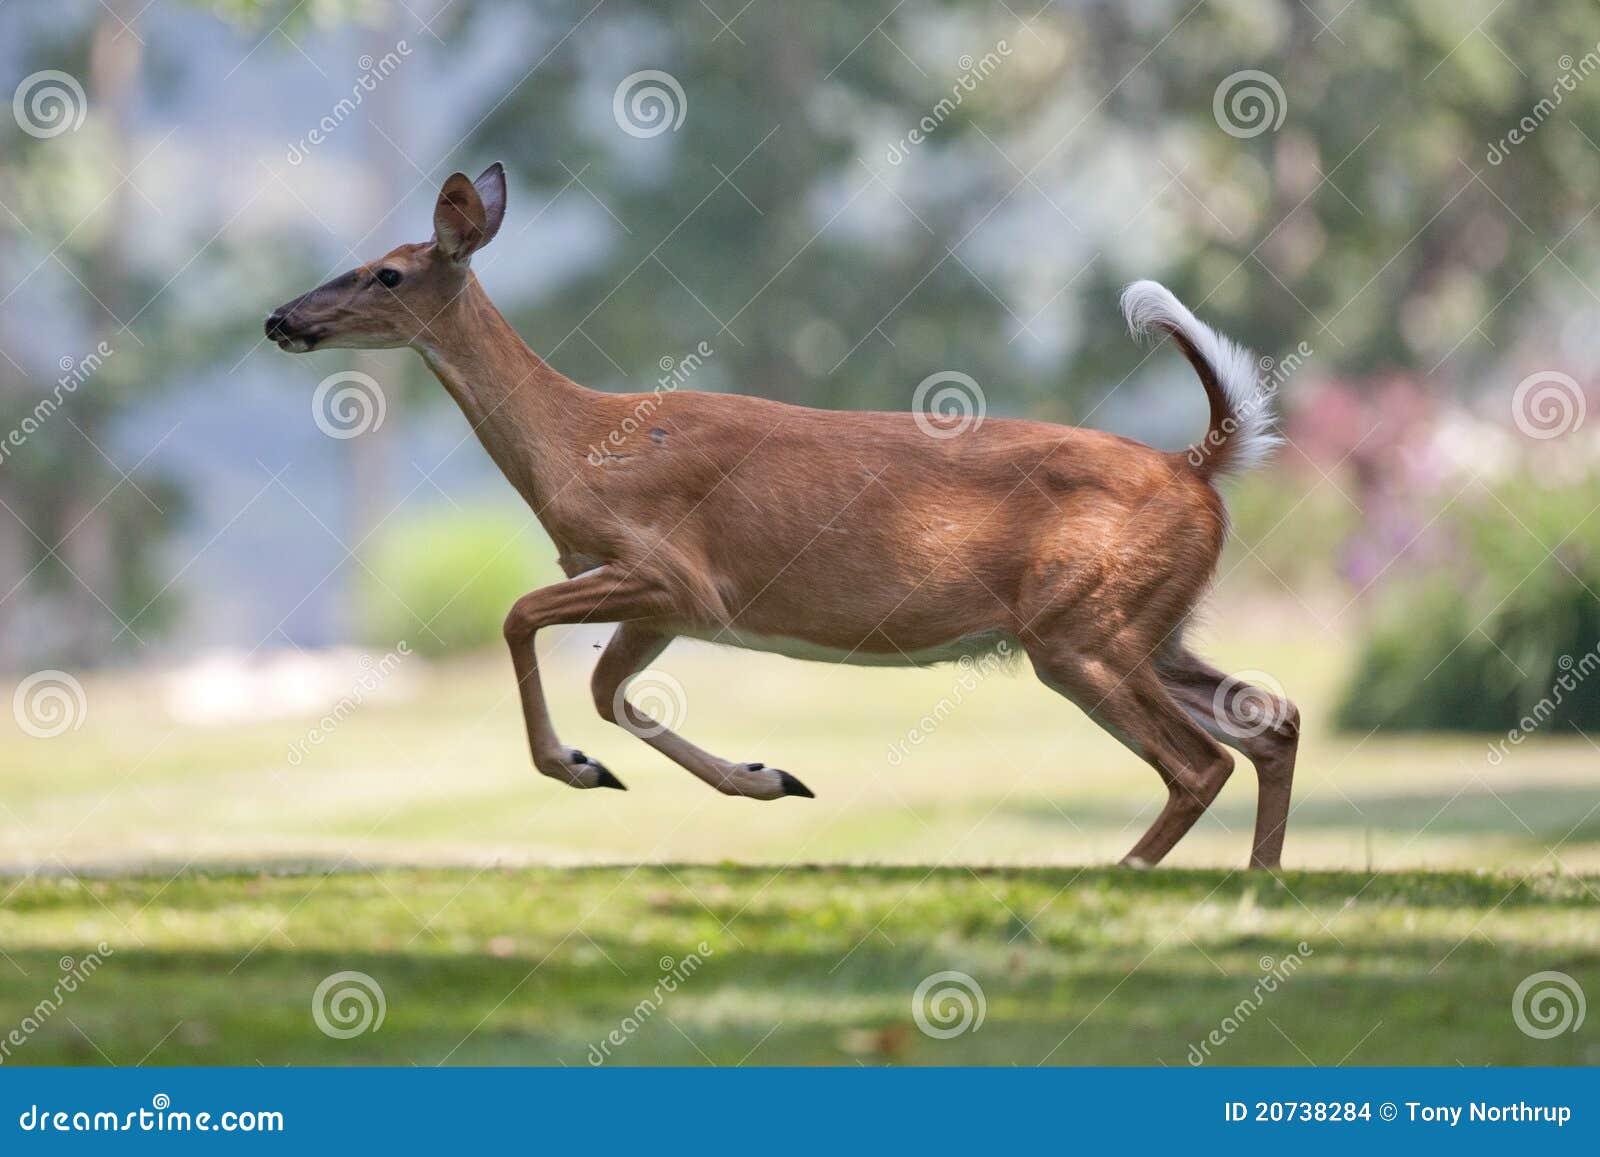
left=414, top=275, right=592, bottom=511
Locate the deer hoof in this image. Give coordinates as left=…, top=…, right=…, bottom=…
left=723, top=762, right=813, bottom=800
left=548, top=747, right=626, bottom=790
left=776, top=770, right=814, bottom=799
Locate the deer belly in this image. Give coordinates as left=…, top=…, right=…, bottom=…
left=682, top=626, right=1016, bottom=669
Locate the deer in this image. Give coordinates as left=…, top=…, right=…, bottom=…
left=265, top=163, right=1300, bottom=868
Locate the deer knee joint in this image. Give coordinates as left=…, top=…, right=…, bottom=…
left=502, top=601, right=536, bottom=645
left=591, top=669, right=620, bottom=724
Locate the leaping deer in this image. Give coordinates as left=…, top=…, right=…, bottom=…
left=266, top=163, right=1300, bottom=868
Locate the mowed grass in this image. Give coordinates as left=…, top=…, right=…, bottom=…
left=1, top=866, right=1596, bottom=1067
left=3, top=601, right=1597, bottom=1066
left=4, top=602, right=1598, bottom=873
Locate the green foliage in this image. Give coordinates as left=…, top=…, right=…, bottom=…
left=1220, top=471, right=1359, bottom=591
left=1336, top=474, right=1600, bottom=732
left=358, top=503, right=561, bottom=655
left=458, top=1, right=1600, bottom=409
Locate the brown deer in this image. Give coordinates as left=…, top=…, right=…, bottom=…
left=265, top=163, right=1300, bottom=868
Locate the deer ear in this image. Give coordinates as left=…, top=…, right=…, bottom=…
left=433, top=172, right=490, bottom=262
left=473, top=162, right=506, bottom=248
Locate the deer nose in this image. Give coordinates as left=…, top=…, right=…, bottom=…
left=264, top=311, right=288, bottom=339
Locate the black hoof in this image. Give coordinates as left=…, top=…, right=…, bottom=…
left=592, top=766, right=627, bottom=790
left=777, top=770, right=814, bottom=799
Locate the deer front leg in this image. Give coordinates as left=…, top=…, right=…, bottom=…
left=503, top=565, right=667, bottom=791
left=591, top=623, right=815, bottom=801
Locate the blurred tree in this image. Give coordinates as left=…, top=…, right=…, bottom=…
left=1074, top=0, right=1600, bottom=383
left=451, top=0, right=1597, bottom=414
left=464, top=0, right=1035, bottom=411
left=0, top=0, right=182, bottom=667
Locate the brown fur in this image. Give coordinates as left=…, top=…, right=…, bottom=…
left=265, top=164, right=1299, bottom=867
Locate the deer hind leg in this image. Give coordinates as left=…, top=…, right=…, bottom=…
left=1156, top=648, right=1300, bottom=869
left=502, top=565, right=671, bottom=791
left=591, top=622, right=814, bottom=801
left=1027, top=644, right=1235, bottom=866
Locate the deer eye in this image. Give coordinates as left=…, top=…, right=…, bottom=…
left=375, top=268, right=403, bottom=289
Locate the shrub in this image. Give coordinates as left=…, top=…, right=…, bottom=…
left=1335, top=475, right=1600, bottom=733
left=358, top=503, right=562, bottom=656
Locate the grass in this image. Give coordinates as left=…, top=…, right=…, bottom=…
left=2, top=603, right=1597, bottom=1066
left=1, top=865, right=1596, bottom=1067
left=5, top=605, right=1599, bottom=873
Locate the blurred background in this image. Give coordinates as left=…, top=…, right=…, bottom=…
left=3, top=0, right=1598, bottom=873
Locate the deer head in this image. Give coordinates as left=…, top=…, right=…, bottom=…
left=264, top=163, right=507, bottom=353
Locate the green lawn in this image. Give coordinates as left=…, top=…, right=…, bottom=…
left=5, top=609, right=1598, bottom=873
left=3, top=606, right=1597, bottom=1066
left=1, top=866, right=1596, bottom=1066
